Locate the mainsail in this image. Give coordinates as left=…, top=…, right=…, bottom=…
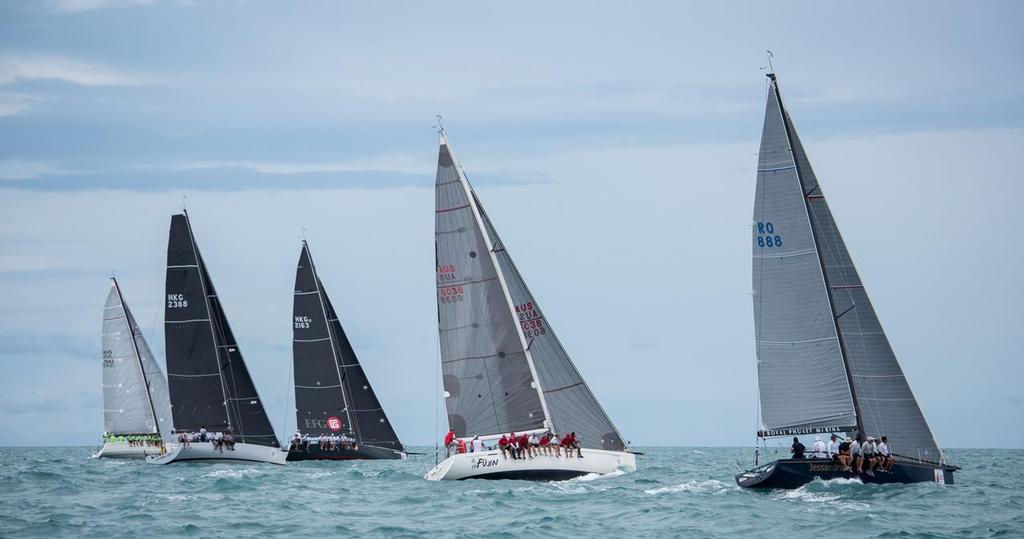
left=752, top=74, right=942, bottom=461
left=164, top=212, right=279, bottom=447
left=102, top=278, right=173, bottom=440
left=292, top=241, right=403, bottom=451
left=435, top=131, right=625, bottom=451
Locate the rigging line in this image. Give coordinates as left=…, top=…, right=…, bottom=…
left=281, top=349, right=294, bottom=440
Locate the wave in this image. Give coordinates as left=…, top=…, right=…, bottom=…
left=644, top=479, right=733, bottom=495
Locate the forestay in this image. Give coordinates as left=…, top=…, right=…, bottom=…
left=292, top=241, right=403, bottom=451
left=434, top=135, right=546, bottom=438
left=770, top=76, right=942, bottom=461
left=102, top=279, right=173, bottom=440
left=165, top=212, right=279, bottom=447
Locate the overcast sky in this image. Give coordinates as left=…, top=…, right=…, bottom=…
left=0, top=1, right=1021, bottom=448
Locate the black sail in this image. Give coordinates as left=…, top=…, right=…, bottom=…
left=292, top=241, right=403, bottom=451
left=165, top=212, right=279, bottom=447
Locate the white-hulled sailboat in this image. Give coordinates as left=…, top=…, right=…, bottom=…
left=148, top=211, right=287, bottom=465
left=425, top=129, right=636, bottom=481
left=94, top=277, right=174, bottom=458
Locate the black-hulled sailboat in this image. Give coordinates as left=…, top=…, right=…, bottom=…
left=95, top=277, right=174, bottom=458
left=149, top=212, right=287, bottom=465
left=287, top=240, right=405, bottom=461
left=736, top=73, right=957, bottom=488
left=425, top=129, right=635, bottom=481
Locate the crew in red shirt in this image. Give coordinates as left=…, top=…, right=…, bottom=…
left=508, top=432, right=519, bottom=459
left=456, top=437, right=467, bottom=454
left=444, top=428, right=456, bottom=458
left=539, top=433, right=550, bottom=457
left=560, top=433, right=573, bottom=458
left=518, top=433, right=531, bottom=459
left=498, top=434, right=509, bottom=459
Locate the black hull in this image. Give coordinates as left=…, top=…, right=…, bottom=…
left=736, top=458, right=956, bottom=489
left=286, top=443, right=403, bottom=461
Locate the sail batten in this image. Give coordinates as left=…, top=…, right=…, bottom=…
left=753, top=75, right=943, bottom=461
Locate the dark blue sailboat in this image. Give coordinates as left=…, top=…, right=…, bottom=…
left=736, top=72, right=957, bottom=489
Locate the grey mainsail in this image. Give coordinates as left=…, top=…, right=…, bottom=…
left=435, top=135, right=544, bottom=438
left=165, top=212, right=280, bottom=447
left=435, top=131, right=625, bottom=450
left=102, top=278, right=173, bottom=440
left=753, top=74, right=942, bottom=461
left=292, top=241, right=403, bottom=451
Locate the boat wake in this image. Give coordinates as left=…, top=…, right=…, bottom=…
left=566, top=469, right=626, bottom=483
left=644, top=479, right=734, bottom=496
left=201, top=468, right=264, bottom=480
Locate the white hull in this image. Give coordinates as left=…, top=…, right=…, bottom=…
left=146, top=441, right=288, bottom=465
left=424, top=448, right=636, bottom=481
left=93, top=441, right=171, bottom=459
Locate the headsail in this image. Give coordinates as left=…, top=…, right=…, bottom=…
left=476, top=200, right=626, bottom=451
left=102, top=278, right=173, bottom=440
left=292, top=241, right=403, bottom=451
left=164, top=212, right=279, bottom=447
left=434, top=131, right=626, bottom=450
left=753, top=74, right=942, bottom=461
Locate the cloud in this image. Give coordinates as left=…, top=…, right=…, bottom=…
left=0, top=160, right=65, bottom=180
left=0, top=93, right=41, bottom=117
left=0, top=54, right=148, bottom=87
left=47, top=0, right=158, bottom=13
left=175, top=157, right=431, bottom=177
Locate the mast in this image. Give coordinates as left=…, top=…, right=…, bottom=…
left=768, top=72, right=863, bottom=435
left=112, top=277, right=161, bottom=436
left=181, top=210, right=233, bottom=432
left=440, top=129, right=554, bottom=431
left=303, top=240, right=356, bottom=437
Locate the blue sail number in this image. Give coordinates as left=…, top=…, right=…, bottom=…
left=756, top=222, right=783, bottom=248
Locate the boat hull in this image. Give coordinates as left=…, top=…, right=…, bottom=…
left=286, top=443, right=405, bottom=461
left=93, top=441, right=169, bottom=459
left=146, top=441, right=288, bottom=465
left=736, top=458, right=956, bottom=489
left=424, top=448, right=636, bottom=481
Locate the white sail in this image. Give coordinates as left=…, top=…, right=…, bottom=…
left=102, top=278, right=172, bottom=440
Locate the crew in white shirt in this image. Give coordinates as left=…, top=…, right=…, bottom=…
left=812, top=436, right=827, bottom=459
left=827, top=434, right=839, bottom=461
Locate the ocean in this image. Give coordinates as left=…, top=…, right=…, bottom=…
left=0, top=447, right=1020, bottom=537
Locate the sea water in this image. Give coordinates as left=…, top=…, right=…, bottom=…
left=0, top=447, right=1020, bottom=537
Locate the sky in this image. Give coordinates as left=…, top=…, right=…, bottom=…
left=0, top=0, right=1021, bottom=448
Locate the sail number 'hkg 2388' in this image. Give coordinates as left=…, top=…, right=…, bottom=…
left=755, top=222, right=783, bottom=248
left=167, top=294, right=188, bottom=308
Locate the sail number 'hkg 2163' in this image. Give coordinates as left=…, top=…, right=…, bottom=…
left=294, top=316, right=311, bottom=329
left=755, top=222, right=783, bottom=248
left=167, top=294, right=188, bottom=308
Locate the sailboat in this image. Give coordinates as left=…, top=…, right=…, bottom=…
left=287, top=240, right=406, bottom=460
left=735, top=72, right=958, bottom=488
left=148, top=211, right=287, bottom=465
left=95, top=277, right=174, bottom=458
left=424, top=129, right=636, bottom=481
